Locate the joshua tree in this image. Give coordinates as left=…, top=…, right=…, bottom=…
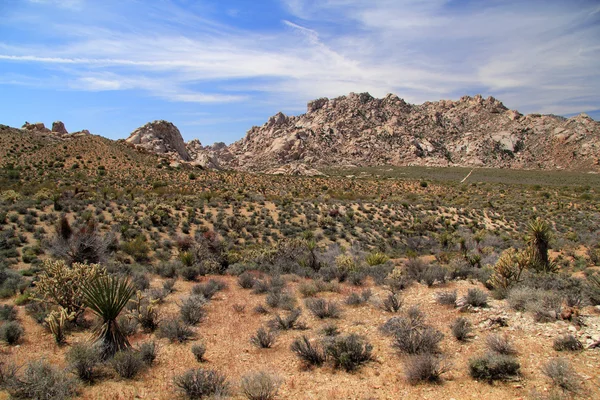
left=82, top=275, right=135, bottom=359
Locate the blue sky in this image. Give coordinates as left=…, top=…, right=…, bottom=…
left=1, top=0, right=599, bottom=145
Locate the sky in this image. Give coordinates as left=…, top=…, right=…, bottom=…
left=0, top=0, right=599, bottom=145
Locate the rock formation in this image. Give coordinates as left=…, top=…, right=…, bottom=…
left=218, top=92, right=600, bottom=172
left=51, top=121, right=68, bottom=135
left=126, top=120, right=191, bottom=161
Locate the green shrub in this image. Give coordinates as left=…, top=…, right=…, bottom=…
left=110, top=350, right=144, bottom=379
left=180, top=296, right=207, bottom=325
left=463, top=288, right=488, bottom=307
left=290, top=336, right=326, bottom=367
left=192, top=342, right=207, bottom=362
left=324, top=334, right=373, bottom=372
left=138, top=341, right=158, bottom=365
left=66, top=343, right=101, bottom=382
left=250, top=327, right=277, bottom=349
left=305, top=298, right=341, bottom=319
left=0, top=304, right=17, bottom=321
left=157, top=319, right=195, bottom=343
left=469, top=353, right=520, bottom=382
left=0, top=321, right=24, bottom=345
left=450, top=317, right=472, bottom=342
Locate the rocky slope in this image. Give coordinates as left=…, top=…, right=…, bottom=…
left=221, top=93, right=600, bottom=172
left=126, top=120, right=191, bottom=162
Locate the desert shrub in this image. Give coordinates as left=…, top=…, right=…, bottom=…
left=121, top=236, right=151, bottom=263
left=118, top=316, right=139, bottom=337
left=451, top=317, right=473, bottom=341
left=131, top=273, right=150, bottom=291
left=542, top=358, right=581, bottom=394
left=265, top=290, right=297, bottom=310
left=240, top=371, right=281, bottom=400
left=0, top=321, right=24, bottom=345
left=0, top=304, right=17, bottom=321
left=111, top=350, right=144, bottom=379
left=50, top=217, right=109, bottom=265
left=180, top=296, right=207, bottom=325
left=174, top=368, right=229, bottom=399
left=421, top=265, right=447, bottom=287
left=382, top=292, right=402, bottom=312
left=463, top=288, right=488, bottom=307
left=507, top=286, right=539, bottom=311
left=250, top=327, right=277, bottom=349
left=290, top=336, right=326, bottom=367
left=192, top=279, right=227, bottom=300
left=128, top=293, right=160, bottom=332
left=66, top=343, right=101, bottom=382
left=4, top=360, right=78, bottom=399
left=138, top=341, right=158, bottom=365
left=181, top=267, right=200, bottom=282
left=488, top=248, right=528, bottom=292
left=486, top=334, right=517, bottom=355
left=298, top=281, right=319, bottom=297
left=254, top=304, right=270, bottom=315
left=268, top=308, right=305, bottom=331
left=392, top=322, right=444, bottom=355
left=320, top=324, right=340, bottom=337
left=404, top=354, right=450, bottom=385
left=192, top=343, right=207, bottom=362
left=163, top=278, right=176, bottom=293
left=238, top=272, right=256, bottom=289
left=553, top=335, right=583, bottom=352
left=252, top=279, right=270, bottom=294
left=436, top=290, right=457, bottom=306
left=324, top=334, right=373, bottom=372
left=469, top=353, right=520, bottom=382
left=157, top=319, right=195, bottom=343
left=305, top=298, right=341, bottom=319
left=155, top=261, right=180, bottom=278
left=366, top=252, right=389, bottom=266
left=345, top=292, right=366, bottom=306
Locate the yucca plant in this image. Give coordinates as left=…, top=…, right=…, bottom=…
left=527, top=218, right=557, bottom=273
left=82, top=275, right=136, bottom=359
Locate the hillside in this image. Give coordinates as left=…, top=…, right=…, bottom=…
left=219, top=93, right=600, bottom=172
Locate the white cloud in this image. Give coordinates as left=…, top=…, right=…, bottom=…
left=1, top=0, right=599, bottom=116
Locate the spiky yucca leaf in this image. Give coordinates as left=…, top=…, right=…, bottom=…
left=82, top=275, right=135, bottom=359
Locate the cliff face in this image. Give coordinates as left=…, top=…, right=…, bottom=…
left=126, top=120, right=191, bottom=162
left=219, top=93, right=599, bottom=172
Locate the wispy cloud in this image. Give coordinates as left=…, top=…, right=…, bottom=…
left=1, top=0, right=599, bottom=119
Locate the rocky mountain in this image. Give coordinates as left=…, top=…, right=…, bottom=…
left=219, top=92, right=600, bottom=172
left=126, top=120, right=191, bottom=162
left=21, top=121, right=90, bottom=138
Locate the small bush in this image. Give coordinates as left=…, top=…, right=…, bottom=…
left=469, top=353, right=520, bottom=382
left=391, top=318, right=443, bottom=355
left=240, top=371, right=281, bottom=400
left=404, top=354, right=450, bottom=385
left=138, top=341, right=158, bottom=365
left=345, top=292, right=366, bottom=306
left=324, top=334, right=373, bottom=372
left=305, top=298, right=341, bottom=319
left=290, top=336, right=326, bottom=367
left=320, top=324, right=340, bottom=337
left=0, top=304, right=17, bottom=321
left=265, top=290, right=297, bottom=310
left=542, top=358, right=581, bottom=394
left=507, top=287, right=538, bottom=311
left=268, top=308, right=305, bottom=331
left=381, top=292, right=402, bottom=312
left=451, top=317, right=473, bottom=342
left=192, top=343, right=207, bottom=362
left=238, top=272, right=256, bottom=289
left=174, top=369, right=229, bottom=399
left=157, top=319, right=195, bottom=343
left=436, top=290, right=457, bottom=306
left=180, top=296, right=207, bottom=325
left=111, top=350, right=144, bottom=379
left=118, top=316, right=139, bottom=337
left=4, top=361, right=77, bottom=399
left=0, top=321, right=24, bottom=345
left=192, top=279, right=226, bottom=300
left=463, top=288, right=488, bottom=307
left=298, top=281, right=319, bottom=298
left=553, top=335, right=583, bottom=352
left=66, top=343, right=101, bottom=382
left=486, top=334, right=517, bottom=355
left=250, top=327, right=277, bottom=349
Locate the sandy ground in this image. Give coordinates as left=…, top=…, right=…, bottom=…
left=1, top=275, right=599, bottom=399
